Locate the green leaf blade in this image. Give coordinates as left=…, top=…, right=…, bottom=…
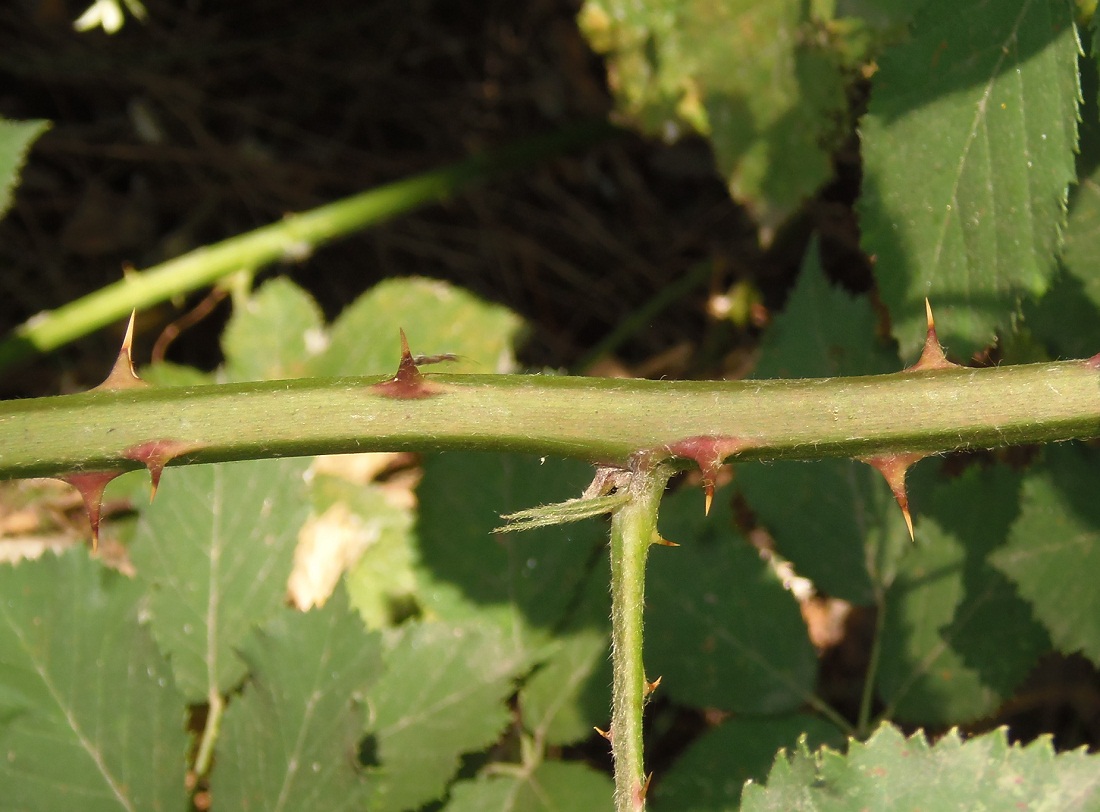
left=646, top=488, right=818, bottom=714
left=213, top=589, right=383, bottom=812
left=0, top=118, right=49, bottom=221
left=222, top=278, right=326, bottom=382
left=444, top=761, right=615, bottom=811
left=860, top=0, right=1080, bottom=359
left=742, top=724, right=1100, bottom=810
left=992, top=443, right=1100, bottom=667
left=0, top=551, right=188, bottom=811
left=130, top=458, right=312, bottom=700
left=365, top=621, right=529, bottom=812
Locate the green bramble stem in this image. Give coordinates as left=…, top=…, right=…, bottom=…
left=608, top=461, right=671, bottom=812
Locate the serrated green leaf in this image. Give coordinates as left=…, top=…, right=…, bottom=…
left=364, top=621, right=528, bottom=812
left=311, top=277, right=522, bottom=377
left=741, top=723, right=1100, bottom=810
left=519, top=627, right=610, bottom=747
left=212, top=588, right=383, bottom=811
left=737, top=458, right=910, bottom=605
left=444, top=761, right=615, bottom=811
left=0, top=118, right=49, bottom=221
left=877, top=463, right=1049, bottom=724
left=579, top=0, right=848, bottom=235
left=327, top=477, right=418, bottom=630
left=415, top=453, right=606, bottom=661
left=753, top=238, right=901, bottom=379
left=652, top=715, right=844, bottom=810
left=991, top=443, right=1100, bottom=667
left=222, top=277, right=326, bottom=382
left=646, top=488, right=817, bottom=714
left=0, top=550, right=187, bottom=811
left=1025, top=163, right=1100, bottom=360
left=860, top=0, right=1079, bottom=360
left=130, top=458, right=311, bottom=699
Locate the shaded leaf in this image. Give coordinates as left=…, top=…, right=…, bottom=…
left=752, top=238, right=900, bottom=380
left=737, top=457, right=911, bottom=606
left=212, top=588, right=383, bottom=811
left=646, top=487, right=817, bottom=714
left=222, top=277, right=326, bottom=381
left=312, top=277, right=522, bottom=377
left=0, top=117, right=49, bottom=221
left=130, top=458, right=311, bottom=700
left=364, top=621, right=528, bottom=812
left=991, top=443, right=1100, bottom=667
left=652, top=715, right=844, bottom=811
left=877, top=463, right=1049, bottom=723
left=579, top=0, right=848, bottom=235
left=416, top=452, right=606, bottom=662
left=0, top=550, right=187, bottom=811
left=860, top=0, right=1079, bottom=359
left=519, top=626, right=610, bottom=747
left=741, top=723, right=1100, bottom=810
left=444, top=760, right=615, bottom=811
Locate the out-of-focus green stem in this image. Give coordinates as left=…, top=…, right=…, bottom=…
left=0, top=121, right=617, bottom=373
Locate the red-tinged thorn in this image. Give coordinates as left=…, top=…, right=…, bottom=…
left=1087, top=351, right=1100, bottom=370
left=594, top=726, right=612, bottom=742
left=60, top=471, right=124, bottom=552
left=370, top=329, right=447, bottom=399
left=862, top=453, right=927, bottom=541
left=908, top=299, right=958, bottom=372
left=95, top=310, right=147, bottom=391
left=122, top=440, right=205, bottom=501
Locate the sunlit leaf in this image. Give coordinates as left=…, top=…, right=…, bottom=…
left=312, top=277, right=522, bottom=377
left=519, top=626, right=610, bottom=747
left=0, top=117, right=49, bottom=221
left=860, top=0, right=1079, bottom=359
left=0, top=550, right=187, bottom=811
left=212, top=589, right=383, bottom=811
left=579, top=0, right=848, bottom=236
left=222, top=277, right=326, bottom=381
left=364, top=621, right=528, bottom=812
left=130, top=458, right=311, bottom=700
left=741, top=723, right=1100, bottom=810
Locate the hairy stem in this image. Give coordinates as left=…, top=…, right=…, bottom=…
left=1, top=360, right=1098, bottom=479
left=609, top=461, right=671, bottom=812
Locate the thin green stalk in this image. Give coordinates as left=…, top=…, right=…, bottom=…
left=857, top=592, right=887, bottom=737
left=193, top=691, right=223, bottom=777
left=0, top=121, right=617, bottom=373
left=608, top=461, right=671, bottom=812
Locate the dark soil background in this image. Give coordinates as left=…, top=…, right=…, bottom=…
left=0, top=0, right=849, bottom=395
left=1, top=0, right=1096, bottom=789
